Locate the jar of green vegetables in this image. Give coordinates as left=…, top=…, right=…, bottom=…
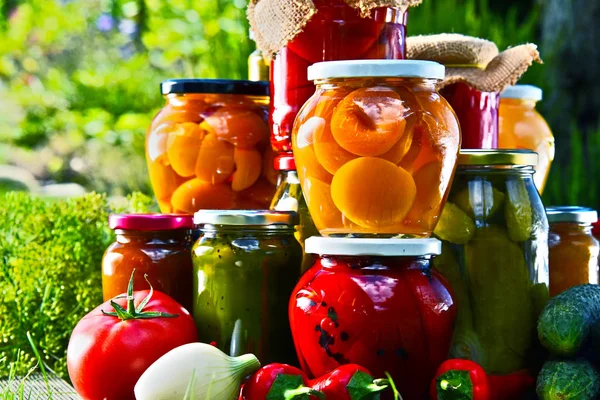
left=192, top=210, right=302, bottom=365
left=433, top=149, right=549, bottom=376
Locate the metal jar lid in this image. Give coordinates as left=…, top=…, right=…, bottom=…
left=501, top=84, right=543, bottom=101
left=193, top=210, right=298, bottom=227
left=161, top=79, right=269, bottom=97
left=308, top=60, right=445, bottom=81
left=458, top=149, right=538, bottom=166
left=305, top=237, right=441, bottom=257
left=546, top=206, right=598, bottom=224
left=109, top=214, right=194, bottom=231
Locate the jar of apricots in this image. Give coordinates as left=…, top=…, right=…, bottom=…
left=292, top=60, right=461, bottom=237
left=146, top=79, right=277, bottom=213
left=547, top=206, right=600, bottom=297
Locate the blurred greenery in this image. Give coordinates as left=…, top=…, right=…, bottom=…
left=0, top=0, right=596, bottom=209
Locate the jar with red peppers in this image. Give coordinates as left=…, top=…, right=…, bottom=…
left=269, top=0, right=409, bottom=163
left=289, top=237, right=456, bottom=400
left=440, top=83, right=499, bottom=149
left=146, top=79, right=277, bottom=213
left=102, top=214, right=195, bottom=311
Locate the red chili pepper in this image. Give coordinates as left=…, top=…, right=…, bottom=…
left=430, top=359, right=491, bottom=400
left=240, top=363, right=323, bottom=400
left=309, top=364, right=391, bottom=400
left=487, top=370, right=535, bottom=400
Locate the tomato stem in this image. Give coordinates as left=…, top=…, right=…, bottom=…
left=101, top=269, right=180, bottom=320
left=283, top=386, right=325, bottom=400
left=384, top=372, right=403, bottom=400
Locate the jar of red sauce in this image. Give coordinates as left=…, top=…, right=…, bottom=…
left=102, top=214, right=195, bottom=311
left=270, top=0, right=408, bottom=164
left=440, top=82, right=499, bottom=149
left=289, top=237, right=456, bottom=400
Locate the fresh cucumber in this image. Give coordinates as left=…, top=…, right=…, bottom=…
left=538, top=284, right=600, bottom=357
left=536, top=359, right=600, bottom=400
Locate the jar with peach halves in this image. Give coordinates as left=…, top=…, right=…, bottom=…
left=292, top=60, right=461, bottom=237
left=146, top=79, right=277, bottom=213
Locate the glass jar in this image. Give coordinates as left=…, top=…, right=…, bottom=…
left=547, top=206, right=599, bottom=297
left=290, top=237, right=455, bottom=400
left=433, top=150, right=549, bottom=376
left=146, top=79, right=277, bottom=214
left=595, top=220, right=600, bottom=242
left=270, top=154, right=319, bottom=273
left=103, top=214, right=195, bottom=311
left=499, top=85, right=555, bottom=193
left=192, top=210, right=302, bottom=365
left=292, top=60, right=461, bottom=237
left=440, top=82, right=499, bottom=149
left=270, top=1, right=408, bottom=160
left=249, top=30, right=269, bottom=82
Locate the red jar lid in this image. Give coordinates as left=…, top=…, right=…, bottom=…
left=109, top=214, right=194, bottom=231
left=275, top=153, right=296, bottom=171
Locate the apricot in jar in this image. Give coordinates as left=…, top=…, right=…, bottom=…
left=331, top=87, right=407, bottom=157
left=195, top=133, right=235, bottom=184
left=167, top=122, right=206, bottom=177
left=331, top=157, right=416, bottom=228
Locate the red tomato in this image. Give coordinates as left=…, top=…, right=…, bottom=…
left=67, top=282, right=198, bottom=400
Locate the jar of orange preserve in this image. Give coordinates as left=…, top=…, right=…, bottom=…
left=292, top=60, right=461, bottom=237
left=103, top=214, right=195, bottom=311
left=499, top=85, right=555, bottom=193
left=146, top=79, right=277, bottom=213
left=547, top=206, right=600, bottom=297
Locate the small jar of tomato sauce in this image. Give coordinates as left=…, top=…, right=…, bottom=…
left=270, top=1, right=408, bottom=160
left=547, top=206, right=599, bottom=297
left=499, top=85, right=555, bottom=193
left=146, top=79, right=277, bottom=214
left=292, top=60, right=461, bottom=237
left=103, top=214, right=195, bottom=311
left=192, top=210, right=302, bottom=365
left=290, top=237, right=456, bottom=400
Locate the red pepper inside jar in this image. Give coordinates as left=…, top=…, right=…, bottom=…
left=102, top=214, right=195, bottom=311
left=289, top=237, right=456, bottom=400
left=267, top=0, right=409, bottom=163
left=440, top=83, right=499, bottom=149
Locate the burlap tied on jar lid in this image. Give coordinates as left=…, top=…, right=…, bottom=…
left=248, top=0, right=422, bottom=58
left=407, top=33, right=542, bottom=92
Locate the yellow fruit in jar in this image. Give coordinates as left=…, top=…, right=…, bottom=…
left=311, top=117, right=358, bottom=174
left=303, top=177, right=344, bottom=230
left=167, top=122, right=206, bottom=177
left=330, top=87, right=407, bottom=157
left=331, top=157, right=416, bottom=229
left=238, top=178, right=276, bottom=209
left=195, top=133, right=235, bottom=184
left=294, top=117, right=334, bottom=183
left=147, top=161, right=184, bottom=203
left=202, top=107, right=268, bottom=148
left=171, top=179, right=237, bottom=213
left=232, top=148, right=262, bottom=192
left=404, top=160, right=444, bottom=229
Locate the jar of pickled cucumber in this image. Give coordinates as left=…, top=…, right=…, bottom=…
left=270, top=153, right=319, bottom=273
left=292, top=60, right=461, bottom=237
left=499, top=85, right=555, bottom=193
left=192, top=210, right=302, bottom=365
left=146, top=79, right=277, bottom=213
left=432, top=149, right=549, bottom=376
left=547, top=206, right=599, bottom=297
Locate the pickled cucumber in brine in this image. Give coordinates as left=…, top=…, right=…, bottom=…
left=505, top=179, right=533, bottom=242
left=454, top=180, right=505, bottom=220
left=465, top=225, right=534, bottom=374
left=434, top=202, right=475, bottom=244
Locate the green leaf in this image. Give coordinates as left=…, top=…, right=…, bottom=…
left=436, top=370, right=473, bottom=400
left=347, top=370, right=387, bottom=400
left=267, top=374, right=311, bottom=400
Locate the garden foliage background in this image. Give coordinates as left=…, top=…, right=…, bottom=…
left=0, top=0, right=598, bottom=207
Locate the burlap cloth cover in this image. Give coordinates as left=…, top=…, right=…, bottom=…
left=407, top=33, right=542, bottom=92
left=248, top=0, right=422, bottom=58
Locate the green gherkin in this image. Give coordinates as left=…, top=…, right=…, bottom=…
left=453, top=181, right=505, bottom=220
left=504, top=179, right=533, bottom=242
left=433, top=202, right=475, bottom=245
left=465, top=225, right=534, bottom=374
